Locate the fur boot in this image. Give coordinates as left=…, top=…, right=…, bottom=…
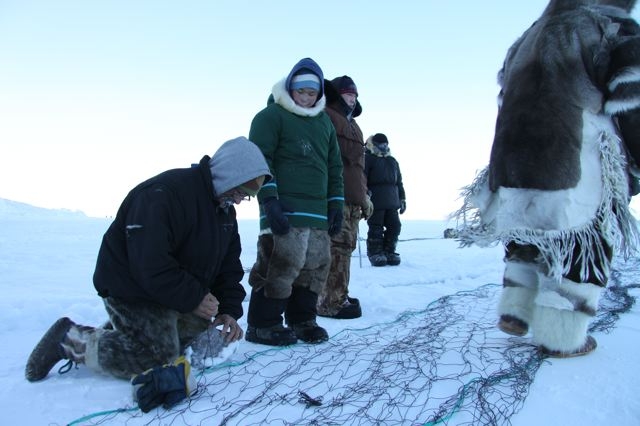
left=383, top=238, right=401, bottom=266
left=367, top=238, right=387, bottom=267
left=497, top=260, right=541, bottom=335
left=531, top=277, right=601, bottom=356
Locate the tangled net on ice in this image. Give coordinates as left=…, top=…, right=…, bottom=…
left=75, top=258, right=638, bottom=426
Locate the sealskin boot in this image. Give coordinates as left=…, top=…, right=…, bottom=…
left=25, top=317, right=74, bottom=381
left=25, top=317, right=95, bottom=381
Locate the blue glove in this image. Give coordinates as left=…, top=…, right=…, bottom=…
left=131, top=356, right=194, bottom=413
left=327, top=208, right=343, bottom=236
left=399, top=200, right=406, bottom=215
left=263, top=197, right=291, bottom=235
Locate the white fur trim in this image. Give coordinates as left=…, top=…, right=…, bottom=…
left=271, top=78, right=326, bottom=117
left=531, top=305, right=591, bottom=352
left=535, top=290, right=575, bottom=311
left=454, top=111, right=640, bottom=283
left=504, top=260, right=540, bottom=289
left=84, top=330, right=106, bottom=374
left=559, top=278, right=602, bottom=311
left=536, top=276, right=601, bottom=312
left=482, top=112, right=604, bottom=232
left=607, top=66, right=640, bottom=91
left=605, top=99, right=640, bottom=115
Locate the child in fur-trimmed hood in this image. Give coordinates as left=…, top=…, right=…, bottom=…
left=364, top=133, right=406, bottom=267
left=245, top=57, right=345, bottom=347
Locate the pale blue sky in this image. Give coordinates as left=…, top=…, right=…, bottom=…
left=2, top=1, right=639, bottom=219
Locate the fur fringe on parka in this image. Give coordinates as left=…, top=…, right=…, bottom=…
left=453, top=0, right=640, bottom=285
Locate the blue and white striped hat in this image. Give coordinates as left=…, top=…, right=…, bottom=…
left=290, top=72, right=321, bottom=91
left=285, top=58, right=325, bottom=100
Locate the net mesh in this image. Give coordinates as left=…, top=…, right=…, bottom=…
left=72, top=257, right=639, bottom=426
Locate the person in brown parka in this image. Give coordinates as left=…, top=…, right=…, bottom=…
left=317, top=76, right=373, bottom=319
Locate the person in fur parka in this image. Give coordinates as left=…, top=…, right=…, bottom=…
left=364, top=133, right=406, bottom=267
left=455, top=0, right=640, bottom=357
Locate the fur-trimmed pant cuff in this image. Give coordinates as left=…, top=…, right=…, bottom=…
left=503, top=260, right=539, bottom=289
left=536, top=278, right=601, bottom=316
left=84, top=330, right=107, bottom=375
left=497, top=286, right=536, bottom=324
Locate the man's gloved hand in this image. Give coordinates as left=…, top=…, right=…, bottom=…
left=263, top=197, right=291, bottom=235
left=131, top=356, right=195, bottom=413
left=327, top=208, right=343, bottom=236
left=399, top=200, right=406, bottom=215
left=362, top=195, right=374, bottom=219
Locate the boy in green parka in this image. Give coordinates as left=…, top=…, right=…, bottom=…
left=246, top=57, right=345, bottom=346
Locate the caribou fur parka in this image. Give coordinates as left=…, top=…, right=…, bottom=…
left=457, top=0, right=640, bottom=285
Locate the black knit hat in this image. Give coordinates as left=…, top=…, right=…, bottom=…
left=331, top=75, right=358, bottom=96
left=371, top=133, right=388, bottom=145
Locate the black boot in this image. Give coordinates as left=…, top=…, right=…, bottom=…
left=290, top=320, right=329, bottom=343
left=246, top=288, right=297, bottom=346
left=384, top=238, right=401, bottom=266
left=367, top=238, right=387, bottom=267
left=286, top=287, right=328, bottom=344
left=331, top=297, right=362, bottom=319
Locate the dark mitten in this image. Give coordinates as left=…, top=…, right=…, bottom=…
left=263, top=197, right=291, bottom=235
left=131, top=356, right=194, bottom=413
left=399, top=200, right=406, bottom=214
left=362, top=195, right=374, bottom=219
left=327, top=208, right=343, bottom=236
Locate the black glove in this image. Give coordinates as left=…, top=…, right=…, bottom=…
left=327, top=208, right=343, bottom=236
left=263, top=197, right=291, bottom=235
left=131, top=356, right=194, bottom=413
left=399, top=200, right=406, bottom=215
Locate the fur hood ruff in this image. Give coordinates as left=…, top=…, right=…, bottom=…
left=365, top=135, right=392, bottom=157
left=271, top=78, right=326, bottom=117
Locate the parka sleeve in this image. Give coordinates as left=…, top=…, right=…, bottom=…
left=606, top=33, right=640, bottom=169
left=364, top=152, right=372, bottom=186
left=394, top=157, right=406, bottom=201
left=249, top=108, right=281, bottom=202
left=211, top=225, right=246, bottom=320
left=326, top=121, right=345, bottom=211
